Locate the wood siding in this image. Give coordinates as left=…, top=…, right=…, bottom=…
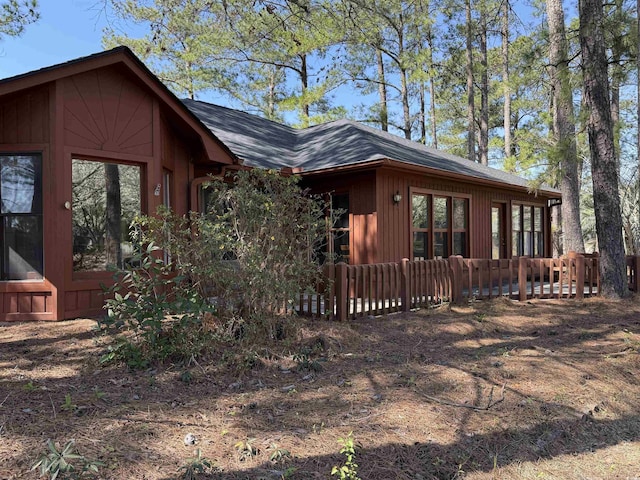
left=376, top=168, right=553, bottom=263
left=0, top=60, right=228, bottom=321
left=62, top=67, right=154, bottom=157
left=0, top=87, right=49, bottom=144
left=302, top=171, right=378, bottom=265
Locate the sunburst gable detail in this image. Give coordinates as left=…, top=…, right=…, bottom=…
left=63, top=67, right=153, bottom=157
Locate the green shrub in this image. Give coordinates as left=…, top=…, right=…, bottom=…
left=102, top=169, right=328, bottom=365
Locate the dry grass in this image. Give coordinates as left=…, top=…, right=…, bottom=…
left=1, top=297, right=639, bottom=479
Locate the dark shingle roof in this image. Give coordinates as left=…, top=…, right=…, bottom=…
left=183, top=99, right=557, bottom=193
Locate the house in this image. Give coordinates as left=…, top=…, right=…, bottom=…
left=0, top=47, right=239, bottom=321
left=184, top=100, right=560, bottom=265
left=0, top=47, right=559, bottom=321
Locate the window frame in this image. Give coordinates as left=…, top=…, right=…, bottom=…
left=71, top=156, right=144, bottom=278
left=511, top=202, right=546, bottom=258
left=409, top=187, right=471, bottom=260
left=0, top=152, right=44, bottom=281
left=327, top=192, right=350, bottom=264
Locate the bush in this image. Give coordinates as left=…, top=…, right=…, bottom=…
left=102, top=169, right=328, bottom=365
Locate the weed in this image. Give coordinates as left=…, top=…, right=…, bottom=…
left=180, top=370, right=193, bottom=384
left=234, top=438, right=259, bottom=461
left=312, top=422, right=325, bottom=434
left=31, top=439, right=104, bottom=479
left=268, top=444, right=291, bottom=464
left=178, top=449, right=214, bottom=480
left=331, top=432, right=361, bottom=480
left=280, top=466, right=297, bottom=479
left=61, top=394, right=77, bottom=412
left=293, top=347, right=323, bottom=372
left=23, top=381, right=37, bottom=392
left=92, top=387, right=106, bottom=401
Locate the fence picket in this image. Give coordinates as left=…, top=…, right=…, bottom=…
left=295, top=254, right=640, bottom=321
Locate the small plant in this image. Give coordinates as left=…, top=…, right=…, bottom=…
left=268, top=444, right=291, bottom=463
left=180, top=370, right=193, bottom=384
left=178, top=449, right=214, bottom=480
left=312, top=421, right=325, bottom=434
left=92, top=387, right=106, bottom=401
left=234, top=438, right=259, bottom=461
left=23, top=381, right=37, bottom=392
left=280, top=466, right=297, bottom=479
left=293, top=347, right=322, bottom=372
left=31, top=439, right=103, bottom=479
left=331, top=432, right=361, bottom=480
left=61, top=394, right=77, bottom=412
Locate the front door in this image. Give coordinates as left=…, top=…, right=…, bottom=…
left=491, top=203, right=507, bottom=259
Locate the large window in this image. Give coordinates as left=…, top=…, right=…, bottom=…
left=72, top=159, right=141, bottom=272
left=0, top=154, right=43, bottom=280
left=411, top=191, right=469, bottom=259
left=512, top=203, right=544, bottom=257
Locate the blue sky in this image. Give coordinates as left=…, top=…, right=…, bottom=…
left=0, top=0, right=107, bottom=79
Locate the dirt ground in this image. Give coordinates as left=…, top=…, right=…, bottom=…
left=1, top=297, right=639, bottom=480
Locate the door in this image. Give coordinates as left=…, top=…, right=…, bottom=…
left=491, top=203, right=507, bottom=259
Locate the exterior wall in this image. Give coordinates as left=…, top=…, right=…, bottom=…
left=376, top=167, right=554, bottom=263
left=301, top=171, right=378, bottom=265
left=0, top=64, right=222, bottom=321
left=0, top=85, right=54, bottom=320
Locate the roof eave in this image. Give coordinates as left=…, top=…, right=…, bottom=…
left=301, top=158, right=560, bottom=196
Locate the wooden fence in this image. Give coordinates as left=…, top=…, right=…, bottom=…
left=298, top=253, right=625, bottom=321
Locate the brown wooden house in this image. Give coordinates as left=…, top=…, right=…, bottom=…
left=0, top=47, right=559, bottom=321
left=0, top=47, right=238, bottom=321
left=185, top=101, right=561, bottom=266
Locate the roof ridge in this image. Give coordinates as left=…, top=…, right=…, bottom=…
left=0, top=46, right=130, bottom=86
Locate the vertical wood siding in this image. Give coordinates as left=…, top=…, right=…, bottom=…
left=0, top=87, right=49, bottom=144
left=375, top=168, right=553, bottom=263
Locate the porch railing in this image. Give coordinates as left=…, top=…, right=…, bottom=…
left=298, top=253, right=638, bottom=322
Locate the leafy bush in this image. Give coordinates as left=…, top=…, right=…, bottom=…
left=101, top=242, right=217, bottom=367
left=102, top=169, right=328, bottom=365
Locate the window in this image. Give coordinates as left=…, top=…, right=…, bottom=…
left=512, top=203, right=544, bottom=257
left=329, top=193, right=350, bottom=263
left=412, top=194, right=429, bottom=260
left=0, top=154, right=43, bottom=280
left=72, top=159, right=141, bottom=272
left=452, top=198, right=468, bottom=256
left=411, top=190, right=469, bottom=259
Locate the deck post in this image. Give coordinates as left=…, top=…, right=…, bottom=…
left=518, top=256, right=528, bottom=301
left=400, top=258, right=410, bottom=312
left=575, top=254, right=585, bottom=299
left=335, top=262, right=348, bottom=321
left=449, top=255, right=464, bottom=303
left=634, top=256, right=640, bottom=292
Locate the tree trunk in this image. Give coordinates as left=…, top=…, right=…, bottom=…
left=579, top=0, right=627, bottom=297
left=465, top=0, right=475, bottom=162
left=427, top=26, right=438, bottom=148
left=300, top=53, right=309, bottom=121
left=376, top=48, right=388, bottom=132
left=419, top=81, right=426, bottom=144
left=610, top=0, right=624, bottom=178
left=637, top=0, right=640, bottom=251
left=546, top=0, right=585, bottom=254
left=479, top=6, right=489, bottom=165
left=400, top=67, right=411, bottom=139
left=502, top=0, right=511, bottom=159
left=104, top=164, right=122, bottom=268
